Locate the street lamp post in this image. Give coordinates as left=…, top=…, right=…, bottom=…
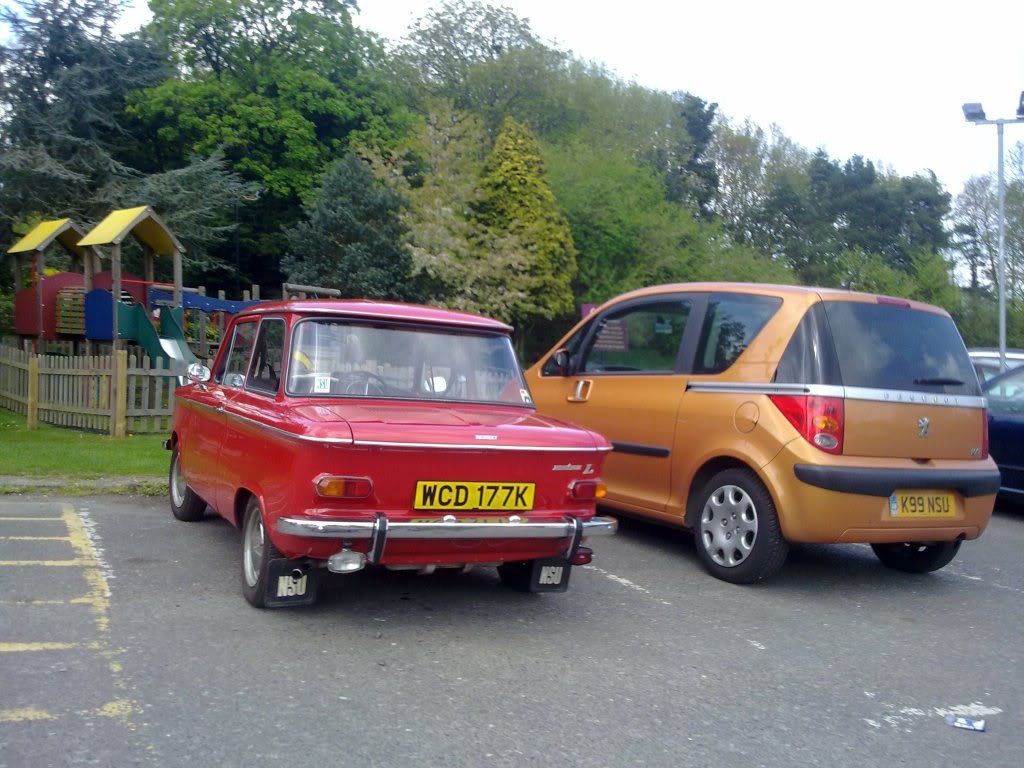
left=963, top=93, right=1024, bottom=373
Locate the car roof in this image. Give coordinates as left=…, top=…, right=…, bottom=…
left=235, top=299, right=512, bottom=333
left=601, top=282, right=948, bottom=314
left=969, top=348, right=1024, bottom=358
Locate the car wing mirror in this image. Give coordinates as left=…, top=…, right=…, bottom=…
left=553, top=348, right=571, bottom=376
left=187, top=363, right=212, bottom=387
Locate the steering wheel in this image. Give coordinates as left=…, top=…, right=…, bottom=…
left=337, top=371, right=388, bottom=396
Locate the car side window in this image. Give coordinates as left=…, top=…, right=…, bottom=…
left=986, top=369, right=1024, bottom=417
left=694, top=294, right=782, bottom=375
left=580, top=300, right=691, bottom=374
left=541, top=321, right=591, bottom=376
left=216, top=320, right=257, bottom=388
left=246, top=318, right=286, bottom=394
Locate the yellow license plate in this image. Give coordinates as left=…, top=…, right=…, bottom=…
left=414, top=481, right=535, bottom=511
left=888, top=490, right=957, bottom=518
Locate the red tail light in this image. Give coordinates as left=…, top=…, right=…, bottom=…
left=981, top=408, right=989, bottom=459
left=315, top=475, right=373, bottom=499
left=769, top=395, right=845, bottom=455
left=569, top=480, right=606, bottom=501
left=570, top=546, right=593, bottom=566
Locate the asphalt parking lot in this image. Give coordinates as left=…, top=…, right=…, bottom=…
left=1, top=495, right=1021, bottom=768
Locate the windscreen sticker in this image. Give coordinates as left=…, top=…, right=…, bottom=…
left=314, top=375, right=332, bottom=394
left=520, top=388, right=533, bottom=404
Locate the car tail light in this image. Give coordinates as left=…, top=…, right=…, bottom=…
left=570, top=546, right=593, bottom=565
left=981, top=408, right=989, bottom=459
left=569, top=480, right=606, bottom=500
left=315, top=475, right=373, bottom=499
left=769, top=395, right=845, bottom=455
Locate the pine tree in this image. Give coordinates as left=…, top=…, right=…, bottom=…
left=282, top=153, right=420, bottom=300
left=472, top=117, right=577, bottom=345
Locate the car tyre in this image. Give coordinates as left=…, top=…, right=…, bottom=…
left=694, top=468, right=789, bottom=584
left=870, top=540, right=961, bottom=573
left=169, top=448, right=205, bottom=522
left=241, top=496, right=283, bottom=608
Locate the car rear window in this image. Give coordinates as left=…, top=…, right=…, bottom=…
left=822, top=301, right=980, bottom=396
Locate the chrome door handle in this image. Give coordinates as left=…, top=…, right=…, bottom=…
left=567, top=379, right=593, bottom=403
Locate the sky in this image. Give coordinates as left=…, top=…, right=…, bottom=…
left=115, top=0, right=1024, bottom=196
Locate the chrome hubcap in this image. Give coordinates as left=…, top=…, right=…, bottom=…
left=700, top=484, right=758, bottom=568
left=170, top=453, right=186, bottom=507
left=243, top=509, right=264, bottom=588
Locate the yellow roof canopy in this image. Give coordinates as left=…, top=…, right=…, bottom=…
left=7, top=219, right=89, bottom=260
left=78, top=206, right=185, bottom=256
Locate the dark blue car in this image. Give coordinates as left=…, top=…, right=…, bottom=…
left=984, top=366, right=1024, bottom=496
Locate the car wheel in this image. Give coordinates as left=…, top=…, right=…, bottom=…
left=694, top=468, right=789, bottom=584
left=169, top=448, right=205, bottom=522
left=241, top=496, right=282, bottom=608
left=870, top=540, right=961, bottom=573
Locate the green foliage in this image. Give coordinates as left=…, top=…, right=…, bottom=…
left=473, top=117, right=577, bottom=338
left=282, top=153, right=420, bottom=300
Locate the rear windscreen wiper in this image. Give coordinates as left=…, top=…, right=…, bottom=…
left=914, top=377, right=964, bottom=386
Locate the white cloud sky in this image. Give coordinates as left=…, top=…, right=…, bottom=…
left=110, top=0, right=1024, bottom=195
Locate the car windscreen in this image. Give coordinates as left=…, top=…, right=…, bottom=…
left=822, top=301, right=980, bottom=396
left=286, top=319, right=532, bottom=406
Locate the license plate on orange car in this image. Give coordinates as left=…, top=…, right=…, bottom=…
left=888, top=491, right=957, bottom=518
left=414, top=481, right=535, bottom=511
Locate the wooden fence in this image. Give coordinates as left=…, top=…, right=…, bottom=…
left=0, top=343, right=184, bottom=435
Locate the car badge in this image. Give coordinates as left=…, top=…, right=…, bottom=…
left=474, top=434, right=498, bottom=441
left=917, top=417, right=930, bottom=437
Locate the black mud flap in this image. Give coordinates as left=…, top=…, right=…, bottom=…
left=264, top=558, right=319, bottom=608
left=529, top=559, right=572, bottom=592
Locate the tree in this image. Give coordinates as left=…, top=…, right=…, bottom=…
left=0, top=0, right=166, bottom=227
left=472, top=118, right=577, bottom=346
left=400, top=0, right=541, bottom=94
left=133, top=0, right=415, bottom=288
left=0, top=0, right=251, bottom=279
left=282, top=152, right=420, bottom=300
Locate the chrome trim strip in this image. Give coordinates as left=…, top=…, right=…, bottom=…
left=222, top=408, right=355, bottom=444
left=685, top=382, right=986, bottom=409
left=351, top=439, right=613, bottom=452
left=841, top=386, right=987, bottom=409
left=178, top=397, right=354, bottom=443
left=276, top=515, right=618, bottom=539
left=686, top=382, right=839, bottom=396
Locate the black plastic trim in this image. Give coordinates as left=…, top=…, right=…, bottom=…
left=793, top=465, right=1001, bottom=498
left=612, top=441, right=671, bottom=458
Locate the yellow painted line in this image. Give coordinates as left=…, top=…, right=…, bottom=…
left=0, top=596, right=95, bottom=606
left=0, top=535, right=71, bottom=541
left=0, top=559, right=91, bottom=566
left=0, top=708, right=58, bottom=723
left=0, top=641, right=81, bottom=652
left=82, top=699, right=137, bottom=721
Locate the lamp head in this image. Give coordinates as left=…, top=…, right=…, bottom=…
left=963, top=102, right=986, bottom=122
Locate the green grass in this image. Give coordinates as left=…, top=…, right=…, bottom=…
left=0, top=409, right=168, bottom=478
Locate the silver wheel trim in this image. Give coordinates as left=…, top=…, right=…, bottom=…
left=700, top=484, right=759, bottom=568
left=243, top=508, right=265, bottom=588
left=170, top=453, right=187, bottom=508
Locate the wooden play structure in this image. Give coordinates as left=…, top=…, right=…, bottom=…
left=3, top=205, right=268, bottom=436
left=7, top=206, right=260, bottom=365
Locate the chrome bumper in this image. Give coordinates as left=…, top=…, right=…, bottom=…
left=277, top=515, right=618, bottom=540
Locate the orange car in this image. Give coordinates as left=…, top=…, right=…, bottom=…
left=526, top=283, right=999, bottom=583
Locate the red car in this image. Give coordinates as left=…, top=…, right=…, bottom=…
left=167, top=300, right=617, bottom=608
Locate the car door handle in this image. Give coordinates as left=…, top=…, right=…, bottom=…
left=567, top=379, right=593, bottom=403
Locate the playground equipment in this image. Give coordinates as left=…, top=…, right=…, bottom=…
left=7, top=219, right=100, bottom=348
left=8, top=207, right=265, bottom=365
